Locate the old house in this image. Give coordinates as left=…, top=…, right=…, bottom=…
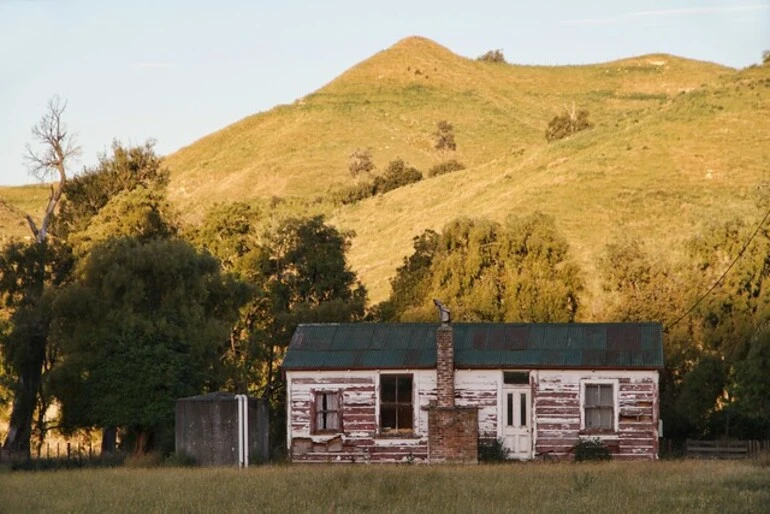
left=282, top=320, right=663, bottom=463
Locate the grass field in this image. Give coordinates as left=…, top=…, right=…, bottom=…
left=0, top=460, right=768, bottom=513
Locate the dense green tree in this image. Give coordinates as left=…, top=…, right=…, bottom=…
left=51, top=237, right=249, bottom=454
left=381, top=213, right=582, bottom=322
left=55, top=141, right=168, bottom=238
left=188, top=202, right=265, bottom=393
left=68, top=187, right=177, bottom=256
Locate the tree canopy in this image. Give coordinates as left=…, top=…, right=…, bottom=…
left=380, top=213, right=582, bottom=322
left=51, top=237, right=250, bottom=453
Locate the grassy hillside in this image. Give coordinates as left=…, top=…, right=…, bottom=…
left=3, top=37, right=769, bottom=311
left=0, top=184, right=50, bottom=244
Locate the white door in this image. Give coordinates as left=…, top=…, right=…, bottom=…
left=502, top=386, right=532, bottom=459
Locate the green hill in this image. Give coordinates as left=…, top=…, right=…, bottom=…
left=3, top=36, right=769, bottom=311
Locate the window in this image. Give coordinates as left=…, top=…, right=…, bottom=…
left=503, top=371, right=529, bottom=385
left=583, top=383, right=615, bottom=432
left=312, top=391, right=342, bottom=433
left=380, top=374, right=413, bottom=436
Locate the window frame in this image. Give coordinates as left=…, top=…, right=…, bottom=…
left=378, top=373, right=415, bottom=437
left=310, top=390, right=343, bottom=435
left=579, top=379, right=619, bottom=434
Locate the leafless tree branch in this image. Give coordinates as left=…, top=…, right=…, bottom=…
left=18, top=96, right=80, bottom=243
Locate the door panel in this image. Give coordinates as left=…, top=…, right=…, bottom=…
left=502, top=386, right=532, bottom=459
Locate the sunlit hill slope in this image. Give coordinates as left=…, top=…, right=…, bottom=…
left=3, top=37, right=769, bottom=311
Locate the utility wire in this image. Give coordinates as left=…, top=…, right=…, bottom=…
left=663, top=207, right=770, bottom=333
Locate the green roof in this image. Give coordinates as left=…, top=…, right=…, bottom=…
left=282, top=323, right=664, bottom=370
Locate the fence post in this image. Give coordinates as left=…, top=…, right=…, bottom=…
left=66, top=442, right=71, bottom=460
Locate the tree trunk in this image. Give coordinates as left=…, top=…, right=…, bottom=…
left=134, top=429, right=154, bottom=456
left=101, top=427, right=117, bottom=454
left=2, top=336, right=45, bottom=457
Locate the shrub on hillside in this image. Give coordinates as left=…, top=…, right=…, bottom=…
left=348, top=148, right=375, bottom=177
left=428, top=159, right=466, bottom=177
left=433, top=120, right=457, bottom=152
left=374, top=158, right=423, bottom=194
left=477, top=49, right=506, bottom=63
left=334, top=182, right=377, bottom=205
left=333, top=158, right=423, bottom=205
left=546, top=106, right=592, bottom=142
left=763, top=50, right=770, bottom=65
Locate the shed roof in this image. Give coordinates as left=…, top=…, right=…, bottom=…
left=282, top=323, right=664, bottom=370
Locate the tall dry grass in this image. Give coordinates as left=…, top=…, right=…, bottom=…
left=1, top=460, right=768, bottom=513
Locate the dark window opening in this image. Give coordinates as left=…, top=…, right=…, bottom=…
left=312, top=391, right=341, bottom=433
left=380, top=374, right=413, bottom=436
left=503, top=371, right=529, bottom=385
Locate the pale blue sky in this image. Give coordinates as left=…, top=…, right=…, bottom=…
left=1, top=0, right=768, bottom=186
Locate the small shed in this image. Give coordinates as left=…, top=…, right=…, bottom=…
left=175, top=392, right=269, bottom=466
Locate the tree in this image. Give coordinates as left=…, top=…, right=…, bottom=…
left=256, top=216, right=367, bottom=449
left=477, top=49, right=505, bottom=63
left=348, top=148, right=375, bottom=178
left=433, top=120, right=457, bottom=152
left=0, top=240, right=73, bottom=455
left=23, top=96, right=81, bottom=243
left=381, top=213, right=582, bottom=322
left=55, top=140, right=168, bottom=238
left=545, top=104, right=592, bottom=142
left=1, top=97, right=78, bottom=456
left=188, top=202, right=265, bottom=394
left=51, top=237, right=249, bottom=455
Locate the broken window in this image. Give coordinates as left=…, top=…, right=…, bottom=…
left=380, top=374, right=413, bottom=436
left=584, top=383, right=615, bottom=431
left=312, top=391, right=342, bottom=433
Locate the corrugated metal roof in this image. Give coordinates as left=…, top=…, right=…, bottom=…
left=282, top=323, right=664, bottom=370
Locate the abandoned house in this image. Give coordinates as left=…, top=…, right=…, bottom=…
left=282, top=319, right=663, bottom=463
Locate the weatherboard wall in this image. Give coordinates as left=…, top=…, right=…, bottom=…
left=286, top=368, right=659, bottom=462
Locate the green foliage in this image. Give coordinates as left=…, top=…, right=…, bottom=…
left=375, top=159, right=423, bottom=193
left=674, top=355, right=727, bottom=435
left=382, top=213, right=582, bottom=322
left=68, top=187, right=178, bottom=256
left=333, top=158, right=423, bottom=205
left=478, top=438, right=510, bottom=462
left=50, top=237, right=250, bottom=454
left=55, top=141, right=168, bottom=238
left=545, top=107, right=592, bottom=142
left=433, top=121, right=457, bottom=152
left=477, top=49, right=505, bottom=63
left=428, top=160, right=465, bottom=177
left=572, top=438, right=611, bottom=461
left=348, top=148, right=375, bottom=178
left=731, top=330, right=770, bottom=437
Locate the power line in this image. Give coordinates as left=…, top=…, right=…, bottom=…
left=663, top=207, right=770, bottom=333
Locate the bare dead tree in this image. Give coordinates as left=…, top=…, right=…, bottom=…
left=23, top=96, right=80, bottom=242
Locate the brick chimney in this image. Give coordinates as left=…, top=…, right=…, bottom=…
left=428, top=300, right=478, bottom=464
left=436, top=324, right=455, bottom=408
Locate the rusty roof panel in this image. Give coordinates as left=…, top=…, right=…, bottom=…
left=282, top=323, right=664, bottom=370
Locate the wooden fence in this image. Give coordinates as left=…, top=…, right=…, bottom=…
left=685, top=439, right=769, bottom=459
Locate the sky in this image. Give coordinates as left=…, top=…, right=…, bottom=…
left=0, top=0, right=768, bottom=186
